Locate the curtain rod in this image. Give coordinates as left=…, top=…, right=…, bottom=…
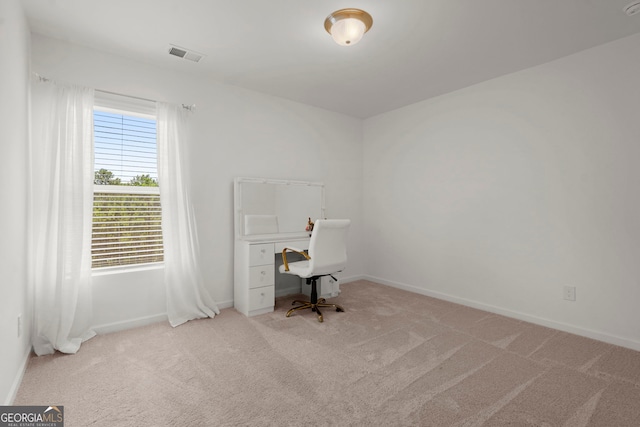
left=96, top=88, right=156, bottom=104
left=33, top=73, right=196, bottom=111
left=97, top=89, right=196, bottom=111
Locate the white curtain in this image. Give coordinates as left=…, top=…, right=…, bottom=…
left=156, top=103, right=219, bottom=327
left=29, top=78, right=96, bottom=356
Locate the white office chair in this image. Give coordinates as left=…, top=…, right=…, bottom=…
left=279, top=219, right=350, bottom=322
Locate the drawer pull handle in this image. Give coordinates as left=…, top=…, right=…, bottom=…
left=260, top=249, right=266, bottom=254
left=261, top=292, right=265, bottom=296
left=261, top=271, right=266, bottom=275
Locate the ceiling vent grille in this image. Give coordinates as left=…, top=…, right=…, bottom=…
left=168, top=45, right=203, bottom=63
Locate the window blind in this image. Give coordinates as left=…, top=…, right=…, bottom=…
left=92, top=105, right=163, bottom=269
left=92, top=188, right=163, bottom=268
left=94, top=110, right=158, bottom=184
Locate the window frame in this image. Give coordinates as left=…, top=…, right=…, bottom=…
left=91, top=97, right=163, bottom=272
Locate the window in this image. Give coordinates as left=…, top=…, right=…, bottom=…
left=91, top=96, right=163, bottom=269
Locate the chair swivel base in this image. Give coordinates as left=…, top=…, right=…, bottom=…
left=286, top=298, right=344, bottom=323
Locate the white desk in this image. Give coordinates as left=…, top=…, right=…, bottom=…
left=234, top=233, right=311, bottom=317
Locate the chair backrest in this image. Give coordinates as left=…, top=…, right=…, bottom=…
left=307, top=219, right=351, bottom=276
left=244, top=214, right=279, bottom=235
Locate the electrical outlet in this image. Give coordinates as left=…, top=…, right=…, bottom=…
left=17, top=314, right=22, bottom=338
left=563, top=286, right=576, bottom=301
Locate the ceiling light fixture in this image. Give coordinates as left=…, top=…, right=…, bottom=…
left=324, top=8, right=373, bottom=46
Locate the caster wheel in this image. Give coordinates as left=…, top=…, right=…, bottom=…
left=336, top=307, right=344, bottom=312
left=318, top=315, right=324, bottom=323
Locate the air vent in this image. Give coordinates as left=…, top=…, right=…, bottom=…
left=168, top=46, right=187, bottom=58
left=183, top=51, right=203, bottom=62
left=168, top=45, right=204, bottom=63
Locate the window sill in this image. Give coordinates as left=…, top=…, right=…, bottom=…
left=92, top=262, right=164, bottom=277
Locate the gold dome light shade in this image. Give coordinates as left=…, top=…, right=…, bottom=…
left=324, top=8, right=373, bottom=46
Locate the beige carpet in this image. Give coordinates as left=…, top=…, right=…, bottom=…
left=15, top=280, right=640, bottom=426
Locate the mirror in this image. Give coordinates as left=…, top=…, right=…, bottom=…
left=234, top=177, right=325, bottom=238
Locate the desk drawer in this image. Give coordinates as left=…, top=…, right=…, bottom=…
left=249, top=286, right=275, bottom=311
left=249, top=265, right=274, bottom=289
left=249, top=243, right=274, bottom=266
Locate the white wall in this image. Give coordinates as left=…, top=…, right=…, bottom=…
left=30, top=34, right=364, bottom=332
left=363, top=33, right=640, bottom=350
left=0, top=0, right=32, bottom=404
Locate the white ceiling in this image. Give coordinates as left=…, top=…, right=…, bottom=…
left=21, top=0, right=640, bottom=118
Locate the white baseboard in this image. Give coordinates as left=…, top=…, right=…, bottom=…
left=364, top=275, right=640, bottom=352
left=4, top=346, right=31, bottom=405
left=216, top=299, right=234, bottom=310
left=92, top=301, right=236, bottom=334
left=92, top=313, right=168, bottom=335
left=338, top=274, right=365, bottom=285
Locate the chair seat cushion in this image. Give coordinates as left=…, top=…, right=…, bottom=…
left=279, top=260, right=344, bottom=278
left=279, top=260, right=313, bottom=278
